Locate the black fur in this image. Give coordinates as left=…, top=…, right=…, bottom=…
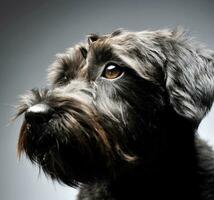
left=16, top=28, right=214, bottom=200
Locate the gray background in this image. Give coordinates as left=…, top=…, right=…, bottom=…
left=1, top=0, right=214, bottom=199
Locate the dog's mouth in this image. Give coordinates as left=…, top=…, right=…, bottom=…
left=18, top=119, right=59, bottom=162
left=16, top=96, right=114, bottom=183
left=26, top=122, right=55, bottom=149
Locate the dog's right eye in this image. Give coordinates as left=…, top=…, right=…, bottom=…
left=101, top=64, right=124, bottom=80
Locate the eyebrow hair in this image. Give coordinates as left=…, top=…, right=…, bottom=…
left=88, top=41, right=115, bottom=65
left=48, top=45, right=87, bottom=85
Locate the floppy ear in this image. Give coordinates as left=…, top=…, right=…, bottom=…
left=163, top=29, right=214, bottom=125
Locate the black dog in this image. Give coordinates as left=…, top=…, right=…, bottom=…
left=16, top=28, right=214, bottom=200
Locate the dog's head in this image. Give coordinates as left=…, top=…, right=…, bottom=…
left=16, top=28, right=214, bottom=186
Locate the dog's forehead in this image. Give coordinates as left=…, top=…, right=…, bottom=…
left=87, top=40, right=116, bottom=66
left=48, top=29, right=170, bottom=85
left=86, top=31, right=141, bottom=67
left=86, top=31, right=159, bottom=75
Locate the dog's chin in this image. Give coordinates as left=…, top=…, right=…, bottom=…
left=19, top=121, right=58, bottom=164
left=18, top=120, right=115, bottom=185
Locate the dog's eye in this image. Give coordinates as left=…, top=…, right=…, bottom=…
left=102, top=64, right=124, bottom=80
left=58, top=75, right=69, bottom=85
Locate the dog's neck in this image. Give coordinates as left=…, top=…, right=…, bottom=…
left=79, top=109, right=214, bottom=200
left=109, top=112, right=201, bottom=199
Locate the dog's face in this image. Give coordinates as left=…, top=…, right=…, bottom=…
left=16, top=28, right=214, bottom=186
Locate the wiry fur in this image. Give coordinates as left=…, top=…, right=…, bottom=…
left=16, top=28, right=214, bottom=200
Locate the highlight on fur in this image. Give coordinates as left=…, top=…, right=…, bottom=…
left=16, top=28, right=214, bottom=200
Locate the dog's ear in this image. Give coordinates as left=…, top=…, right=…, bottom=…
left=163, top=28, right=214, bottom=125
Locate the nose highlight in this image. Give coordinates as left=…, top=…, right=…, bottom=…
left=25, top=103, right=54, bottom=124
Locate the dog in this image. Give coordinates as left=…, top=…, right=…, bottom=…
left=16, top=28, right=214, bottom=200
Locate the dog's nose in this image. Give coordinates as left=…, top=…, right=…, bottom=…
left=25, top=103, right=54, bottom=124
